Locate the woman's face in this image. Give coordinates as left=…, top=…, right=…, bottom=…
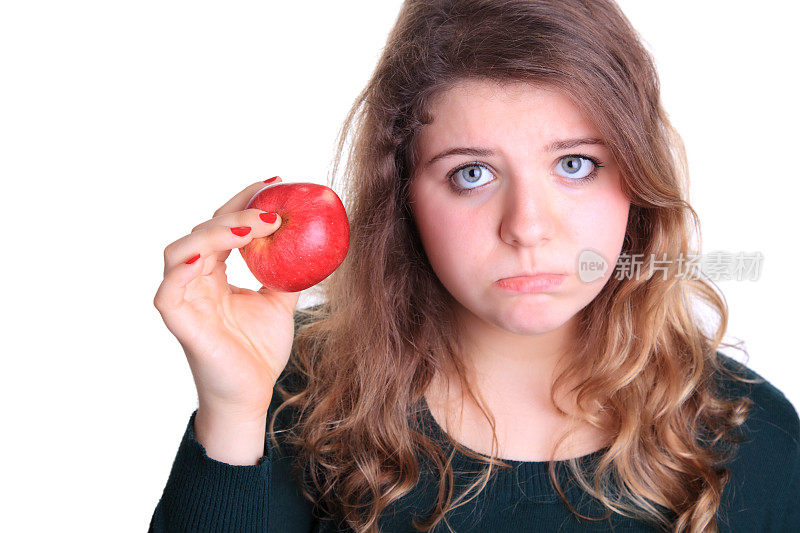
left=408, top=79, right=630, bottom=341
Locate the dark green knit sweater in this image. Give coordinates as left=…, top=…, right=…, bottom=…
left=150, top=311, right=800, bottom=532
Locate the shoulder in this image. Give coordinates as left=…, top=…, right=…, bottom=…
left=712, top=351, right=800, bottom=523
left=714, top=351, right=799, bottom=450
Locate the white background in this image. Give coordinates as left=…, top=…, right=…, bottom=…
left=1, top=1, right=797, bottom=529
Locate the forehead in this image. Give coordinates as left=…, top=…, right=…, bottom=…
left=418, top=79, right=594, bottom=147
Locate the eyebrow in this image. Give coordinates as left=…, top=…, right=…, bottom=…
left=423, top=137, right=606, bottom=169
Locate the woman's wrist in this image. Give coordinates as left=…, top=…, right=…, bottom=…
left=194, top=403, right=269, bottom=466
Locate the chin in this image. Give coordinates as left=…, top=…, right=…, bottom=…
left=491, top=305, right=574, bottom=336
left=501, top=318, right=569, bottom=336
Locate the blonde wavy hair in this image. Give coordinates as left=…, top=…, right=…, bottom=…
left=268, top=0, right=762, bottom=531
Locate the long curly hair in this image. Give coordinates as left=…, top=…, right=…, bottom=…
left=268, top=1, right=762, bottom=531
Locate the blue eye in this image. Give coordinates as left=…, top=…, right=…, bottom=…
left=554, top=155, right=602, bottom=183
left=447, top=154, right=604, bottom=196
left=447, top=162, right=496, bottom=196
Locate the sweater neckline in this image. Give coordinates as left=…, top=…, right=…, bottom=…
left=418, top=394, right=611, bottom=503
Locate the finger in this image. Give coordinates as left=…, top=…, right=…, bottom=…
left=212, top=177, right=283, bottom=219
left=190, top=207, right=277, bottom=235
left=163, top=210, right=282, bottom=274
left=153, top=249, right=206, bottom=312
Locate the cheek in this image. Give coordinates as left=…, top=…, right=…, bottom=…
left=571, top=186, right=630, bottom=264
left=417, top=206, right=478, bottom=272
left=410, top=190, right=485, bottom=283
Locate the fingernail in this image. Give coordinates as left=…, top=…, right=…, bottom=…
left=259, top=212, right=278, bottom=224
left=264, top=176, right=279, bottom=184
left=185, top=253, right=201, bottom=264
left=231, top=226, right=251, bottom=236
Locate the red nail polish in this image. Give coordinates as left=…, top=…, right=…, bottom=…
left=231, top=226, right=251, bottom=237
left=264, top=176, right=279, bottom=183
left=259, top=212, right=278, bottom=224
left=185, top=253, right=201, bottom=264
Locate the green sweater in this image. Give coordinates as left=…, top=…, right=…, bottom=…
left=150, top=311, right=800, bottom=532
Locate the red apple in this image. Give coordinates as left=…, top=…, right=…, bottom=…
left=239, top=181, right=350, bottom=292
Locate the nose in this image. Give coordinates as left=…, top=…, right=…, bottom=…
left=498, top=178, right=557, bottom=248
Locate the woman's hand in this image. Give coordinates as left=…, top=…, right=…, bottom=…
left=153, top=178, right=301, bottom=421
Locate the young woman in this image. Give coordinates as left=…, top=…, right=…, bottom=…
left=150, top=1, right=799, bottom=531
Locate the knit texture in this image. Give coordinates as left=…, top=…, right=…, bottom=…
left=149, top=310, right=800, bottom=532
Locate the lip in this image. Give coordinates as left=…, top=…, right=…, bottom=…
left=495, top=273, right=566, bottom=293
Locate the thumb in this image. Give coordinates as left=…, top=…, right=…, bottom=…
left=258, top=286, right=303, bottom=308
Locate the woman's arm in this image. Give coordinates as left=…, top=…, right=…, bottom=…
left=779, top=439, right=800, bottom=530
left=149, top=307, right=322, bottom=532
left=148, top=409, right=272, bottom=532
